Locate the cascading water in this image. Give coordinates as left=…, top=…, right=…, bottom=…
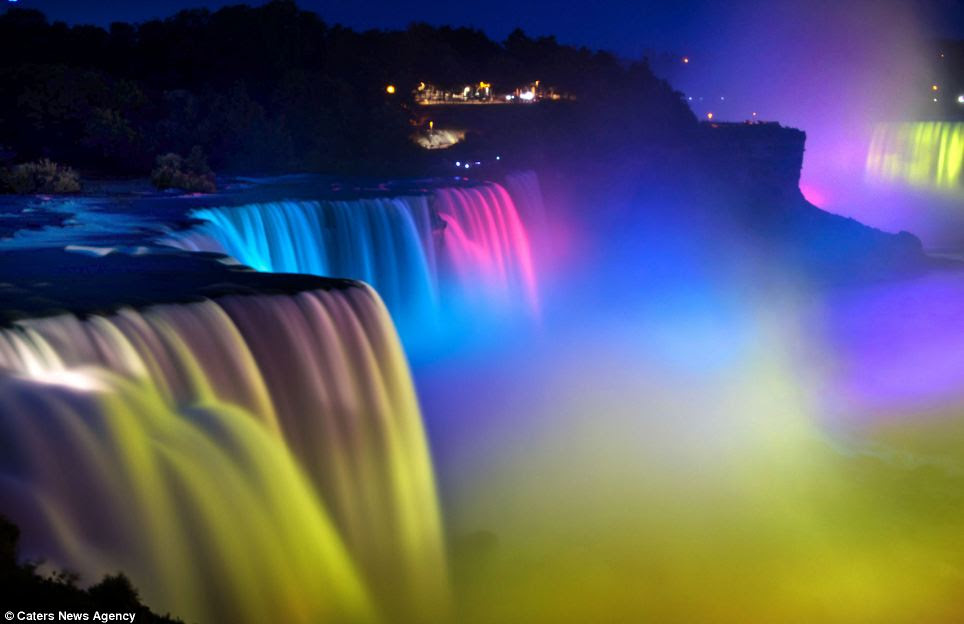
left=504, top=171, right=549, bottom=251
left=865, top=121, right=964, bottom=193
left=170, top=197, right=438, bottom=331
left=166, top=179, right=541, bottom=329
left=434, top=183, right=539, bottom=316
left=0, top=284, right=447, bottom=623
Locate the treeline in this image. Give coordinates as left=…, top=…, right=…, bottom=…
left=0, top=1, right=694, bottom=176
left=1, top=515, right=182, bottom=622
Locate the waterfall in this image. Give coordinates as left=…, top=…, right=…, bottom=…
left=434, top=183, right=540, bottom=316
left=166, top=179, right=541, bottom=327
left=0, top=284, right=447, bottom=623
left=504, top=171, right=549, bottom=245
left=865, top=122, right=964, bottom=193
left=169, top=197, right=438, bottom=332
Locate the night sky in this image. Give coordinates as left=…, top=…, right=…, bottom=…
left=9, top=0, right=964, bottom=59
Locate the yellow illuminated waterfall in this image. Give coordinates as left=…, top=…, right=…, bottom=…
left=0, top=285, right=448, bottom=623
left=865, top=121, right=964, bottom=193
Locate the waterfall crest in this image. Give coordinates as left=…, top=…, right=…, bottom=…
left=0, top=284, right=447, bottom=623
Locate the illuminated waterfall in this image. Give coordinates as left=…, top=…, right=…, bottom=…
left=170, top=198, right=438, bottom=330
left=865, top=122, right=964, bottom=193
left=435, top=183, right=539, bottom=316
left=0, top=285, right=447, bottom=623
left=504, top=171, right=549, bottom=242
left=167, top=180, right=540, bottom=326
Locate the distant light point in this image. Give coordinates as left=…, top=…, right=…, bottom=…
left=385, top=84, right=396, bottom=94
left=706, top=112, right=714, bottom=120
left=682, top=56, right=690, bottom=64
left=931, top=84, right=939, bottom=92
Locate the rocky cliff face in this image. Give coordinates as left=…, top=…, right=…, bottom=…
left=696, top=122, right=929, bottom=281
left=699, top=122, right=807, bottom=202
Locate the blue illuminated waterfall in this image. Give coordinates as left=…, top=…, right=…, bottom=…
left=172, top=197, right=438, bottom=330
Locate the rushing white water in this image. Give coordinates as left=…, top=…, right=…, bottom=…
left=0, top=284, right=448, bottom=623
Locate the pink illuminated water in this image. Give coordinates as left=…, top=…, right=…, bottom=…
left=435, top=183, right=540, bottom=316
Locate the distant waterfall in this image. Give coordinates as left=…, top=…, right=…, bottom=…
left=0, top=285, right=447, bottom=623
left=170, top=197, right=438, bottom=330
left=435, top=183, right=539, bottom=315
left=866, top=122, right=964, bottom=193
left=167, top=179, right=542, bottom=326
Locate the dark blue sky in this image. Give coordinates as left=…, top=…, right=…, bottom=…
left=8, top=0, right=964, bottom=59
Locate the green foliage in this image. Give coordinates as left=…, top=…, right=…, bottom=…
left=0, top=159, right=81, bottom=194
left=151, top=146, right=217, bottom=193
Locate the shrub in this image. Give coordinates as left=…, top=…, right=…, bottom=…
left=150, top=146, right=217, bottom=193
left=0, top=159, right=81, bottom=194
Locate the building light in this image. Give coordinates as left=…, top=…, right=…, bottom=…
left=520, top=91, right=535, bottom=101
left=706, top=112, right=714, bottom=120
left=932, top=84, right=939, bottom=91
left=429, top=120, right=434, bottom=130
left=386, top=84, right=396, bottom=94
left=418, top=81, right=426, bottom=91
